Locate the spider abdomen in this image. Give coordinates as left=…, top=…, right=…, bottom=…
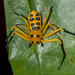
left=28, top=10, right=42, bottom=31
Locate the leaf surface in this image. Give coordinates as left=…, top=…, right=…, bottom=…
left=4, top=0, right=75, bottom=75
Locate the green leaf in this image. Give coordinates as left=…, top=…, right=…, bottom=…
left=4, top=0, right=75, bottom=75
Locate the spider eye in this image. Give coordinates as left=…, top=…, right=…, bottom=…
left=32, top=41, right=34, bottom=44
left=31, top=34, right=33, bottom=37
left=36, top=41, right=39, bottom=44
left=37, top=35, right=40, bottom=37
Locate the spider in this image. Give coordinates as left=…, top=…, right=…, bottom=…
left=6, top=6, right=75, bottom=70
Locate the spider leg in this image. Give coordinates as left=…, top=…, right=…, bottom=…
left=43, top=28, right=64, bottom=39
left=15, top=13, right=30, bottom=29
left=43, top=28, right=75, bottom=39
left=6, top=31, right=30, bottom=49
left=64, top=29, right=75, bottom=36
left=41, top=6, right=53, bottom=30
left=58, top=44, right=66, bottom=70
left=42, top=24, right=58, bottom=34
left=12, top=26, right=29, bottom=38
left=15, top=24, right=30, bottom=33
left=41, top=39, right=66, bottom=70
left=29, top=43, right=32, bottom=48
left=41, top=42, right=44, bottom=47
left=6, top=26, right=30, bottom=49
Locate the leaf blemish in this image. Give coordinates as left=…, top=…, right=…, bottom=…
left=36, top=0, right=43, bottom=11
left=16, top=64, right=20, bottom=70
left=12, top=40, right=18, bottom=49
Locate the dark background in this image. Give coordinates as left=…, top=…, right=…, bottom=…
left=0, top=0, right=13, bottom=75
